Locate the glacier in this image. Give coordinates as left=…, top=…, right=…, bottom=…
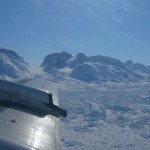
left=59, top=80, right=150, bottom=150
left=0, top=49, right=150, bottom=150
left=42, top=51, right=150, bottom=150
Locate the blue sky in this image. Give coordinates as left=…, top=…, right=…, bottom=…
left=0, top=0, right=150, bottom=66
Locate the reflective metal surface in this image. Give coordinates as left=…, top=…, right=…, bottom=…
left=0, top=79, right=67, bottom=117
left=21, top=77, right=59, bottom=106
left=0, top=107, right=60, bottom=150
left=0, top=79, right=50, bottom=105
left=0, top=77, right=67, bottom=150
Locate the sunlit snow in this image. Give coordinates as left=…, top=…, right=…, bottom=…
left=59, top=80, right=150, bottom=150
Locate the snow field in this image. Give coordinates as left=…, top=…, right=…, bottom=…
left=59, top=82, right=150, bottom=150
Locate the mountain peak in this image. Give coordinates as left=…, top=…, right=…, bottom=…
left=41, top=51, right=150, bottom=83
left=0, top=48, right=24, bottom=62
left=125, top=60, right=134, bottom=67
left=76, top=53, right=86, bottom=58
left=0, top=48, right=31, bottom=80
left=41, top=51, right=72, bottom=69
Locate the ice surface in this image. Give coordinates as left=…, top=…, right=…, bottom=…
left=59, top=80, right=150, bottom=150
left=0, top=49, right=150, bottom=149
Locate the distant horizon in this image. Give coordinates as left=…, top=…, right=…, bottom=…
left=0, top=0, right=150, bottom=66
left=1, top=47, right=150, bottom=67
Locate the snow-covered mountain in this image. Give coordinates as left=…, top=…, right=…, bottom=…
left=0, top=49, right=149, bottom=150
left=41, top=51, right=150, bottom=83
left=0, top=48, right=31, bottom=80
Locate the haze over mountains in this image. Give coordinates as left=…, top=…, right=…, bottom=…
left=0, top=48, right=150, bottom=83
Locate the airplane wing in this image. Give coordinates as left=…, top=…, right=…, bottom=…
left=0, top=77, right=67, bottom=150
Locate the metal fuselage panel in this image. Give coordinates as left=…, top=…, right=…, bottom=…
left=0, top=107, right=60, bottom=150
left=23, top=77, right=59, bottom=106
left=0, top=77, right=63, bottom=150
